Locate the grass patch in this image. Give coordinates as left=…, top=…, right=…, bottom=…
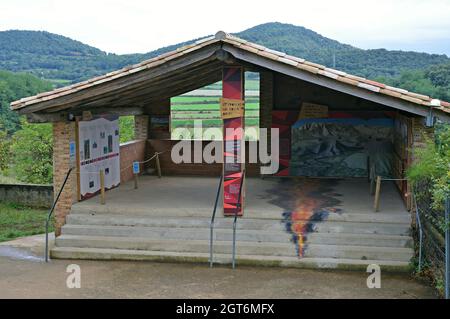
left=0, top=202, right=52, bottom=242
left=171, top=102, right=260, bottom=111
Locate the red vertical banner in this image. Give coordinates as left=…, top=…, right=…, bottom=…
left=222, top=66, right=245, bottom=216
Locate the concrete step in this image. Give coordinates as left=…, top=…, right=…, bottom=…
left=61, top=224, right=413, bottom=248
left=65, top=214, right=287, bottom=231
left=55, top=235, right=413, bottom=261
left=55, top=235, right=298, bottom=257
left=66, top=214, right=410, bottom=235
left=61, top=224, right=293, bottom=243
left=304, top=244, right=413, bottom=262
left=50, top=246, right=412, bottom=273
left=312, top=221, right=410, bottom=236
left=67, top=211, right=411, bottom=225
left=306, top=232, right=413, bottom=248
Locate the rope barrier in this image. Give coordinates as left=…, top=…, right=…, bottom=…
left=77, top=150, right=168, bottom=175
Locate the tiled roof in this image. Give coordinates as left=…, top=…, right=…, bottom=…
left=11, top=31, right=450, bottom=114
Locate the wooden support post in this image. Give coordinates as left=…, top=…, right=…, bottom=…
left=100, top=169, right=105, bottom=205
left=374, top=176, right=382, bottom=212
left=155, top=152, right=162, bottom=178
left=134, top=173, right=138, bottom=189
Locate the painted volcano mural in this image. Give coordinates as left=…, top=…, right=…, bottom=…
left=267, top=178, right=343, bottom=257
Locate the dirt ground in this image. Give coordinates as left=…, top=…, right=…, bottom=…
left=0, top=244, right=436, bottom=299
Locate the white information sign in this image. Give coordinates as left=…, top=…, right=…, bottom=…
left=78, top=117, right=120, bottom=199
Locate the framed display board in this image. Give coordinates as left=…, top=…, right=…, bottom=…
left=77, top=116, right=120, bottom=199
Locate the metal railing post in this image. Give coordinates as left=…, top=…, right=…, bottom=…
left=209, top=174, right=223, bottom=268
left=412, top=190, right=423, bottom=273
left=45, top=168, right=73, bottom=262
left=232, top=169, right=245, bottom=269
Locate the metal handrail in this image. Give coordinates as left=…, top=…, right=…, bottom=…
left=412, top=189, right=423, bottom=272
left=232, top=169, right=246, bottom=269
left=45, top=168, right=73, bottom=262
left=209, top=174, right=223, bottom=267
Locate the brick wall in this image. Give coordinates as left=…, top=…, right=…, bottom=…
left=52, top=121, right=77, bottom=236
left=146, top=139, right=261, bottom=176
left=134, top=115, right=149, bottom=140
left=119, top=140, right=147, bottom=183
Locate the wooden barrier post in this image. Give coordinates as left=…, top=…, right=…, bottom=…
left=100, top=169, right=105, bottom=205
left=132, top=161, right=140, bottom=189
left=155, top=152, right=162, bottom=178
left=373, top=176, right=382, bottom=212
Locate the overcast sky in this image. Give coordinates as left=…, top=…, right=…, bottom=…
left=1, top=0, right=450, bottom=56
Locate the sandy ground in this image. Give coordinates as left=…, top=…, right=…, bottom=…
left=0, top=235, right=436, bottom=299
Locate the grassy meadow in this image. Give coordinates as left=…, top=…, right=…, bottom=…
left=170, top=77, right=260, bottom=140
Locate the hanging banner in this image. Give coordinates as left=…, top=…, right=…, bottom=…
left=78, top=116, right=120, bottom=200
left=222, top=66, right=245, bottom=216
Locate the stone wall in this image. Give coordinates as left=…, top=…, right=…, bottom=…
left=0, top=184, right=53, bottom=208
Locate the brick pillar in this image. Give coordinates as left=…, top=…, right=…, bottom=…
left=260, top=71, right=274, bottom=150
left=52, top=121, right=77, bottom=236
left=134, top=115, right=149, bottom=140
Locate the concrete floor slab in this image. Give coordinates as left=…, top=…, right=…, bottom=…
left=73, top=176, right=409, bottom=220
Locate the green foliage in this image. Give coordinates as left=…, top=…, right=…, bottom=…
left=0, top=129, right=11, bottom=172
left=407, top=123, right=450, bottom=212
left=1, top=24, right=449, bottom=85
left=0, top=70, right=52, bottom=133
left=119, top=116, right=135, bottom=143
left=10, top=120, right=53, bottom=184
left=376, top=63, right=450, bottom=102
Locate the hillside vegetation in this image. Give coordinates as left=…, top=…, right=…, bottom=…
left=1, top=23, right=449, bottom=84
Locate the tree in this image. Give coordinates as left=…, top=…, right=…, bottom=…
left=10, top=120, right=53, bottom=184
left=0, top=129, right=11, bottom=172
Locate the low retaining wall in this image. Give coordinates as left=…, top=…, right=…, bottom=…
left=0, top=183, right=53, bottom=208
left=120, top=139, right=147, bottom=183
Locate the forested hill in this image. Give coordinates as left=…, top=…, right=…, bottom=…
left=1, top=22, right=449, bottom=84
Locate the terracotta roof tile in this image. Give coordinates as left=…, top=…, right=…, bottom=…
left=258, top=50, right=280, bottom=61
left=264, top=48, right=287, bottom=57
left=324, top=68, right=347, bottom=76
left=336, top=76, right=359, bottom=86
left=404, top=91, right=430, bottom=101
left=303, top=61, right=325, bottom=70
left=285, top=55, right=305, bottom=63
left=379, top=88, right=403, bottom=99
left=357, top=82, right=381, bottom=93
left=277, top=57, right=298, bottom=66
left=400, top=94, right=423, bottom=104
left=237, top=44, right=260, bottom=54
left=245, top=41, right=267, bottom=51
left=318, top=70, right=339, bottom=80
left=297, top=63, right=320, bottom=74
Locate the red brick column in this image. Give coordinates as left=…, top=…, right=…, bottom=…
left=52, top=121, right=78, bottom=236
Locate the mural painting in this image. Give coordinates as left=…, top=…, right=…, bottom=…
left=290, top=118, right=395, bottom=178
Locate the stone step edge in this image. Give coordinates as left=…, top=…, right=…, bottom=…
left=56, top=234, right=414, bottom=253
left=66, top=214, right=412, bottom=226
left=61, top=224, right=414, bottom=240
left=50, top=246, right=412, bottom=273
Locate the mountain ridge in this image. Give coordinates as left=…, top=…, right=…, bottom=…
left=1, top=22, right=449, bottom=84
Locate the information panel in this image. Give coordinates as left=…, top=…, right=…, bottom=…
left=78, top=116, right=120, bottom=199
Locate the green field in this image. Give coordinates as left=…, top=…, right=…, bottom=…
left=0, top=202, right=51, bottom=242
left=170, top=76, right=260, bottom=140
